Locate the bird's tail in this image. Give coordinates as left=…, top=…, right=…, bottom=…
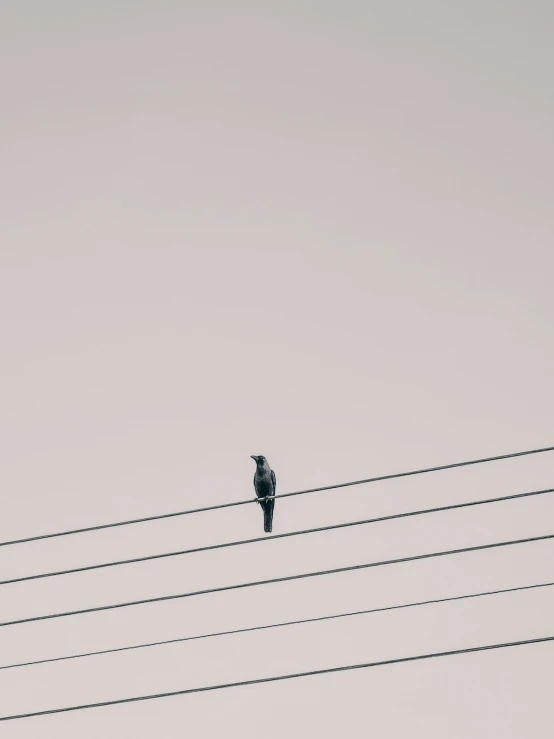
left=263, top=500, right=274, bottom=534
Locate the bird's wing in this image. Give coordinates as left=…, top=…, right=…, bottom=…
left=271, top=469, right=276, bottom=493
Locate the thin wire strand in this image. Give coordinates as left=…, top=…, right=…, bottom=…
left=2, top=635, right=553, bottom=721
left=3, top=487, right=553, bottom=587
left=2, top=532, right=552, bottom=628
left=2, top=444, right=552, bottom=548
left=2, top=580, right=552, bottom=672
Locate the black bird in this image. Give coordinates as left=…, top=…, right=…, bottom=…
left=251, top=455, right=276, bottom=533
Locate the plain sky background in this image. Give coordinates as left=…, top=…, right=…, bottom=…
left=1, top=1, right=553, bottom=736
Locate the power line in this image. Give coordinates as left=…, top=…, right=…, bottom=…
left=3, top=486, right=553, bottom=587
left=2, top=579, right=552, bottom=672
left=1, top=444, right=552, bottom=548
left=2, top=634, right=553, bottom=722
left=2, top=532, right=552, bottom=628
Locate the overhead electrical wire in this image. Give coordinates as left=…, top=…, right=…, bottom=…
left=1, top=444, right=552, bottom=548
left=2, top=579, right=552, bottom=672
left=2, top=447, right=553, bottom=721
left=2, top=532, right=552, bottom=628
left=2, top=486, right=553, bottom=587
left=2, top=634, right=553, bottom=722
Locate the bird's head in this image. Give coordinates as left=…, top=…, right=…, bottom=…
left=250, top=455, right=266, bottom=466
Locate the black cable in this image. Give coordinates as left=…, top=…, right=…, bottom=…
left=3, top=487, right=552, bottom=587
left=2, top=580, right=552, bottom=672
left=2, top=532, right=552, bottom=628
left=1, top=444, right=552, bottom=548
left=2, top=634, right=553, bottom=721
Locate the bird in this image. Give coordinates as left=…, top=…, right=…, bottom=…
left=251, top=455, right=276, bottom=533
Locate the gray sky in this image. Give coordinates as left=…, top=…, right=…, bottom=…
left=1, top=1, right=553, bottom=736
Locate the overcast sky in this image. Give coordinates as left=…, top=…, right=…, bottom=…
left=1, top=1, right=553, bottom=736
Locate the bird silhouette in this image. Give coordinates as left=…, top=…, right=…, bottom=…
left=251, top=455, right=276, bottom=533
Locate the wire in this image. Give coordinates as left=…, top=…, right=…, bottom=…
left=2, top=532, right=552, bottom=628
left=3, top=487, right=553, bottom=587
left=2, top=634, right=553, bottom=721
left=2, top=444, right=552, bottom=548
left=2, top=579, right=552, bottom=672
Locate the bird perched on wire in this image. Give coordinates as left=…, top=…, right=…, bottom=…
left=251, top=455, right=276, bottom=533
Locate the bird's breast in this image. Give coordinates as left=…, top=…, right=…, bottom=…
left=254, top=470, right=274, bottom=496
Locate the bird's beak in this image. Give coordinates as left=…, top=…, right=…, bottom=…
left=250, top=455, right=258, bottom=462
